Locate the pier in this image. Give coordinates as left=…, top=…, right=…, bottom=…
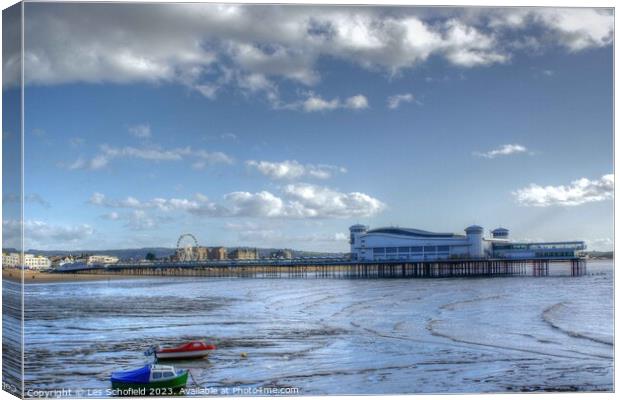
left=60, top=257, right=587, bottom=278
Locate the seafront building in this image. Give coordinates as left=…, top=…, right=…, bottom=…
left=271, top=249, right=293, bottom=259
left=208, top=247, right=228, bottom=260
left=2, top=252, right=52, bottom=270
left=349, top=225, right=585, bottom=261
left=174, top=246, right=228, bottom=261
left=87, top=255, right=119, bottom=265
left=229, top=248, right=259, bottom=260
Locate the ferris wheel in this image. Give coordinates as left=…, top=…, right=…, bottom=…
left=176, top=233, right=199, bottom=261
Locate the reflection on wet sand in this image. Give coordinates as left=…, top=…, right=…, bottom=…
left=5, top=261, right=613, bottom=395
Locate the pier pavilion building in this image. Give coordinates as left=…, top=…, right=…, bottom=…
left=349, top=225, right=585, bottom=261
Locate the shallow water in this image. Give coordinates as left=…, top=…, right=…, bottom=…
left=7, top=260, right=615, bottom=395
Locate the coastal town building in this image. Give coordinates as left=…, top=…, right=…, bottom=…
left=173, top=246, right=228, bottom=261
left=349, top=225, right=585, bottom=261
left=208, top=247, right=227, bottom=260
left=195, top=247, right=209, bottom=261
left=229, top=248, right=258, bottom=260
left=271, top=249, right=293, bottom=259
left=51, top=256, right=77, bottom=268
left=87, top=255, right=119, bottom=265
left=2, top=252, right=52, bottom=270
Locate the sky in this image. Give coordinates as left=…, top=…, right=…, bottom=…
left=1, top=3, right=614, bottom=252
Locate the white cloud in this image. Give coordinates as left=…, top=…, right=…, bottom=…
left=474, top=144, right=529, bottom=159
left=68, top=144, right=233, bottom=170
left=192, top=149, right=234, bottom=168
left=536, top=9, right=613, bottom=52
left=89, top=183, right=385, bottom=219
left=586, top=238, right=613, bottom=252
left=224, top=191, right=288, bottom=218
left=246, top=160, right=346, bottom=180
left=99, top=209, right=172, bottom=230
left=3, top=219, right=94, bottom=249
left=387, top=93, right=415, bottom=109
left=236, top=229, right=349, bottom=245
left=128, top=123, right=151, bottom=138
left=14, top=6, right=610, bottom=104
left=89, top=192, right=215, bottom=213
left=298, top=93, right=368, bottom=112
left=513, top=173, right=614, bottom=207
left=125, top=210, right=159, bottom=230
left=302, top=94, right=340, bottom=112
left=488, top=8, right=614, bottom=52
left=224, top=221, right=261, bottom=231
left=345, top=95, right=369, bottom=109
left=280, top=183, right=386, bottom=218
left=101, top=211, right=120, bottom=220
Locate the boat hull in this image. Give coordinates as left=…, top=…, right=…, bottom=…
left=155, top=350, right=211, bottom=360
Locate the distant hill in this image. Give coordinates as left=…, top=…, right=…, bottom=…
left=10, top=247, right=175, bottom=260
left=4, top=247, right=346, bottom=260
left=584, top=251, right=613, bottom=259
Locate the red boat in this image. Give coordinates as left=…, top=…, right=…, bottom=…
left=151, top=341, right=216, bottom=360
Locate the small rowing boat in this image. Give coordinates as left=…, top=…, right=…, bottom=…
left=110, top=364, right=188, bottom=393
left=148, top=341, right=216, bottom=360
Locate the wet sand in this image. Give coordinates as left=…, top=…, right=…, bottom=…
left=7, top=261, right=612, bottom=395
left=2, top=269, right=148, bottom=284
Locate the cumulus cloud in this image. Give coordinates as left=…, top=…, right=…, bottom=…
left=345, top=94, right=369, bottom=110
left=10, top=5, right=610, bottom=105
left=513, top=173, right=614, bottom=207
left=237, top=229, right=349, bottom=244
left=98, top=208, right=171, bottom=230
left=89, top=192, right=221, bottom=214
left=387, top=93, right=415, bottom=109
left=487, top=8, right=613, bottom=52
left=10, top=5, right=509, bottom=93
left=67, top=144, right=233, bottom=170
left=280, top=183, right=386, bottom=218
left=246, top=160, right=346, bottom=180
left=2, top=219, right=94, bottom=249
left=125, top=210, right=160, bottom=230
left=128, top=123, right=151, bottom=138
left=89, top=183, right=385, bottom=219
left=298, top=93, right=369, bottom=112
left=474, top=144, right=529, bottom=159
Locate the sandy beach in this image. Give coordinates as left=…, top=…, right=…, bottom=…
left=2, top=269, right=148, bottom=284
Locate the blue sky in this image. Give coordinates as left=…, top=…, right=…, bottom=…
left=3, top=4, right=614, bottom=251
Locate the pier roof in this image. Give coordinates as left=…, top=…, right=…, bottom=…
left=366, top=227, right=460, bottom=238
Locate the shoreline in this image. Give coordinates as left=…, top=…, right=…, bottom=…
left=2, top=269, right=157, bottom=284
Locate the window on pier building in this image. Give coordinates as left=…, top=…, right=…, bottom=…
left=411, top=246, right=423, bottom=253
left=386, top=247, right=397, bottom=253
left=424, top=246, right=437, bottom=252
left=373, top=247, right=386, bottom=254
left=398, top=247, right=409, bottom=252
left=437, top=245, right=449, bottom=252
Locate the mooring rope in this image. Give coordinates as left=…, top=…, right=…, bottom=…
left=187, top=369, right=205, bottom=388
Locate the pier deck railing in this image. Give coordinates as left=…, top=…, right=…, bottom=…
left=58, top=257, right=587, bottom=278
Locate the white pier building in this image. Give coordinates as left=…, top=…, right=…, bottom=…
left=349, top=225, right=585, bottom=261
